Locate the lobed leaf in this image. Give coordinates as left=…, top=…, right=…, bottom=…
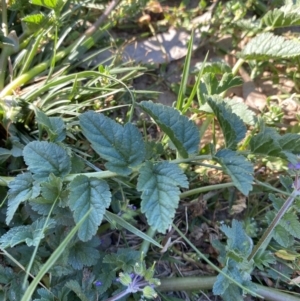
left=214, top=149, right=253, bottom=195
left=241, top=32, right=300, bottom=60
left=23, top=141, right=71, bottom=181
left=206, top=96, right=246, bottom=149
left=79, top=111, right=146, bottom=175
left=69, top=175, right=111, bottom=241
left=138, top=101, right=200, bottom=158
left=220, top=220, right=253, bottom=258
left=137, top=161, right=188, bottom=233
left=6, top=173, right=40, bottom=225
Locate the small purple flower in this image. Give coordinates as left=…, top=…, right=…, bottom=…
left=94, top=281, right=102, bottom=287
left=288, top=162, right=300, bottom=170
left=127, top=204, right=137, bottom=211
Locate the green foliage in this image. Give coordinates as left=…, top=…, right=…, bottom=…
left=213, top=220, right=256, bottom=301
left=69, top=176, right=111, bottom=241
left=206, top=96, right=246, bottom=150
left=262, top=4, right=300, bottom=29
left=138, top=101, right=200, bottom=158
left=240, top=32, right=300, bottom=60
left=79, top=111, right=146, bottom=175
left=137, top=161, right=188, bottom=233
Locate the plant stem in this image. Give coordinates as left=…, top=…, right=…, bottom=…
left=248, top=189, right=299, bottom=261
left=139, top=227, right=156, bottom=258
left=180, top=182, right=235, bottom=198
left=158, top=277, right=300, bottom=301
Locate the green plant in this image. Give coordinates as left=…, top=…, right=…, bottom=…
left=2, top=1, right=300, bottom=301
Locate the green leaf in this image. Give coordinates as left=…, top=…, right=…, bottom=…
left=0, top=218, right=56, bottom=248
left=65, top=280, right=90, bottom=301
left=94, top=271, right=115, bottom=294
left=202, top=72, right=243, bottom=95
left=79, top=111, right=145, bottom=175
left=36, top=110, right=66, bottom=142
left=23, top=141, right=71, bottom=181
left=262, top=5, right=300, bottom=29
left=273, top=224, right=294, bottom=247
left=200, top=98, right=256, bottom=126
left=22, top=13, right=47, bottom=26
left=278, top=133, right=300, bottom=154
left=138, top=101, right=200, bottom=158
left=137, top=161, right=188, bottom=233
left=220, top=220, right=253, bottom=258
left=30, top=0, right=62, bottom=10
left=67, top=237, right=100, bottom=270
left=6, top=173, right=40, bottom=225
left=206, top=96, right=246, bottom=149
left=69, top=175, right=111, bottom=241
left=254, top=251, right=276, bottom=271
left=214, top=149, right=253, bottom=195
left=194, top=61, right=231, bottom=75
left=241, top=32, right=300, bottom=60
left=249, top=128, right=282, bottom=157
left=40, top=174, right=63, bottom=201
left=281, top=212, right=300, bottom=239
left=34, top=288, right=55, bottom=301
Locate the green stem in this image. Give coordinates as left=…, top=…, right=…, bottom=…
left=248, top=189, right=299, bottom=261
left=158, top=277, right=300, bottom=301
left=180, top=182, right=235, bottom=198
left=139, top=227, right=156, bottom=258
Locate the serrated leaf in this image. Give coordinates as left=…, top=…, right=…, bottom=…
left=138, top=101, right=200, bottom=158
left=202, top=72, right=243, bottom=95
left=34, top=288, right=55, bottom=301
left=0, top=218, right=56, bottom=248
left=23, top=141, right=71, bottom=181
left=30, top=0, right=63, bottom=10
left=214, top=149, right=253, bottom=195
left=200, top=98, right=256, bottom=125
left=194, top=61, right=231, bottom=75
left=273, top=224, right=294, bottom=247
left=206, top=96, right=246, bottom=149
left=254, top=251, right=276, bottom=271
left=278, top=133, right=300, bottom=154
left=40, top=174, right=62, bottom=201
left=281, top=212, right=300, bottom=239
left=94, top=271, right=115, bottom=294
left=137, top=161, right=188, bottom=233
left=262, top=5, right=300, bottom=29
left=220, top=220, right=253, bottom=258
left=36, top=110, right=66, bottom=142
left=65, top=280, right=90, bottom=301
left=6, top=173, right=40, bottom=225
left=67, top=237, right=100, bottom=270
left=249, top=129, right=282, bottom=157
left=79, top=111, right=145, bottom=175
left=69, top=175, right=111, bottom=241
left=241, top=32, right=300, bottom=60
left=269, top=193, right=285, bottom=212
left=22, top=13, right=47, bottom=25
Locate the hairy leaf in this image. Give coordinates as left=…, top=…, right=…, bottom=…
left=206, top=96, right=246, bottom=149
left=34, top=288, right=55, bottom=301
left=202, top=72, right=243, bottom=95
left=254, top=251, right=276, bottom=271
left=281, top=212, right=300, bottom=239
left=262, top=5, right=300, bottom=29
left=23, top=141, right=71, bottom=181
left=6, top=173, right=40, bottom=225
left=249, top=129, right=282, bottom=157
left=138, top=101, right=200, bottom=158
left=65, top=280, right=90, bottom=301
left=36, top=110, right=66, bottom=142
left=67, top=237, right=100, bottom=270
left=220, top=220, right=253, bottom=258
left=0, top=218, right=56, bottom=248
left=79, top=111, right=145, bottom=175
left=241, top=32, right=300, bottom=60
left=278, top=133, right=300, bottom=154
left=69, top=175, right=111, bottom=241
left=214, top=149, right=253, bottom=195
left=137, top=161, right=188, bottom=233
